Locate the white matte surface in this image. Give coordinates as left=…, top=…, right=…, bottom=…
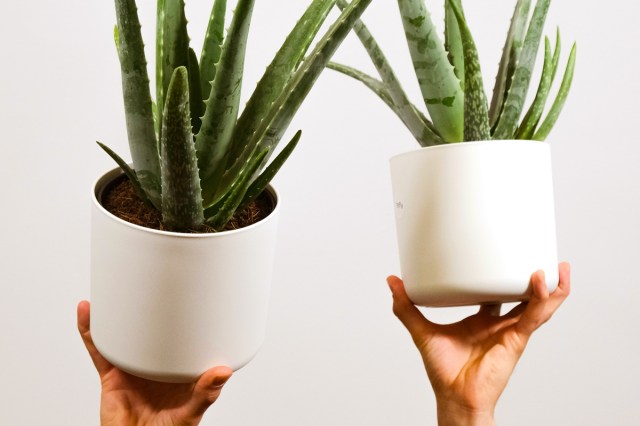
left=91, top=168, right=278, bottom=382
left=0, top=0, right=639, bottom=425
left=391, top=141, right=558, bottom=306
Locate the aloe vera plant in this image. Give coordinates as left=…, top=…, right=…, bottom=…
left=100, top=0, right=372, bottom=231
left=329, top=0, right=576, bottom=146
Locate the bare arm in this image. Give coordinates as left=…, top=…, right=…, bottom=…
left=388, top=263, right=571, bottom=425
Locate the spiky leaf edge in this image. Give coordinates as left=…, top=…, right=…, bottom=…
left=488, top=0, right=532, bottom=128
left=396, top=0, right=464, bottom=142
left=160, top=66, right=204, bottom=231
left=492, top=0, right=551, bottom=140
left=114, top=0, right=161, bottom=206
left=516, top=32, right=561, bottom=140
left=196, top=0, right=255, bottom=206
left=187, top=48, right=204, bottom=134
left=207, top=149, right=269, bottom=230
left=217, top=0, right=373, bottom=199
left=96, top=141, right=155, bottom=209
left=157, top=0, right=191, bottom=143
left=532, top=42, right=577, bottom=141
left=447, top=0, right=491, bottom=141
left=200, top=0, right=227, bottom=101
left=445, top=0, right=465, bottom=89
left=334, top=0, right=442, bottom=145
left=223, top=0, right=336, bottom=169
left=327, top=62, right=440, bottom=147
left=239, top=129, right=302, bottom=210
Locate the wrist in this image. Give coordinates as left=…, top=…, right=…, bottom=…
left=436, top=400, right=496, bottom=426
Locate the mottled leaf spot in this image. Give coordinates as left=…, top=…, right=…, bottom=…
left=417, top=39, right=428, bottom=54
left=442, top=96, right=456, bottom=107
left=426, top=97, right=442, bottom=105
left=417, top=35, right=437, bottom=54
left=409, top=15, right=425, bottom=28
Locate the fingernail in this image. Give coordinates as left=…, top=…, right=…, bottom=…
left=386, top=278, right=396, bottom=294
left=212, top=374, right=230, bottom=387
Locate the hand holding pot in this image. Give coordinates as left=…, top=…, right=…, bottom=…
left=387, top=263, right=571, bottom=425
left=77, top=301, right=232, bottom=426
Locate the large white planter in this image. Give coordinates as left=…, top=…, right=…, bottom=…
left=390, top=140, right=559, bottom=307
left=90, top=167, right=279, bottom=383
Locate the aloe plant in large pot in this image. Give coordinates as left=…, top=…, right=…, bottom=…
left=92, top=0, right=371, bottom=383
left=330, top=0, right=576, bottom=306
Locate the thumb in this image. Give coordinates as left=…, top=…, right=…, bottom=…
left=387, top=276, right=435, bottom=344
left=189, top=366, right=233, bottom=416
left=77, top=300, right=114, bottom=377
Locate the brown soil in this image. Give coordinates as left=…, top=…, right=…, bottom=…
left=102, top=175, right=274, bottom=234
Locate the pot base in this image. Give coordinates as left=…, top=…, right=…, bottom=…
left=94, top=339, right=261, bottom=383
left=406, top=274, right=559, bottom=308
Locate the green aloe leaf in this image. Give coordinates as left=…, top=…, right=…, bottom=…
left=445, top=0, right=465, bottom=88
left=488, top=0, right=531, bottom=128
left=156, top=0, right=165, bottom=126
left=187, top=48, right=204, bottom=134
left=157, top=0, right=191, bottom=143
left=202, top=191, right=229, bottom=222
left=532, top=42, right=577, bottom=141
left=239, top=130, right=302, bottom=209
left=493, top=0, right=550, bottom=140
left=224, top=0, right=336, bottom=169
left=218, top=0, right=372, bottom=200
left=114, top=0, right=161, bottom=206
left=447, top=0, right=490, bottom=141
left=256, top=0, right=371, bottom=150
left=114, top=25, right=120, bottom=50
left=256, top=0, right=372, bottom=152
left=152, top=100, right=159, bottom=139
left=334, top=0, right=442, bottom=145
left=549, top=27, right=562, bottom=83
left=327, top=62, right=441, bottom=147
left=396, top=0, right=463, bottom=142
left=160, top=67, right=204, bottom=231
left=200, top=0, right=227, bottom=101
left=327, top=62, right=399, bottom=117
left=516, top=33, right=560, bottom=140
left=207, top=148, right=269, bottom=230
left=197, top=0, right=255, bottom=207
left=96, top=141, right=155, bottom=209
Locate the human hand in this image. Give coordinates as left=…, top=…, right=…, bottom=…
left=77, top=301, right=233, bottom=426
left=387, top=263, right=571, bottom=426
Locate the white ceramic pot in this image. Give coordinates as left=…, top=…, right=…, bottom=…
left=90, top=167, right=279, bottom=382
left=390, top=140, right=559, bottom=307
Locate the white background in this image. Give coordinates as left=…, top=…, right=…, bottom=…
left=1, top=0, right=639, bottom=424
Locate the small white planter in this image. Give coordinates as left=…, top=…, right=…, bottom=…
left=90, top=167, right=279, bottom=383
left=390, top=140, right=559, bottom=307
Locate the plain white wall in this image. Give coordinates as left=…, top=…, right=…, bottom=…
left=1, top=0, right=638, bottom=424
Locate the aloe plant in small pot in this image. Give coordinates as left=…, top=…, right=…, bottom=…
left=92, top=0, right=372, bottom=383
left=330, top=0, right=576, bottom=307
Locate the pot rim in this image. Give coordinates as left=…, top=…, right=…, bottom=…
left=92, top=166, right=280, bottom=239
left=390, top=139, right=550, bottom=163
